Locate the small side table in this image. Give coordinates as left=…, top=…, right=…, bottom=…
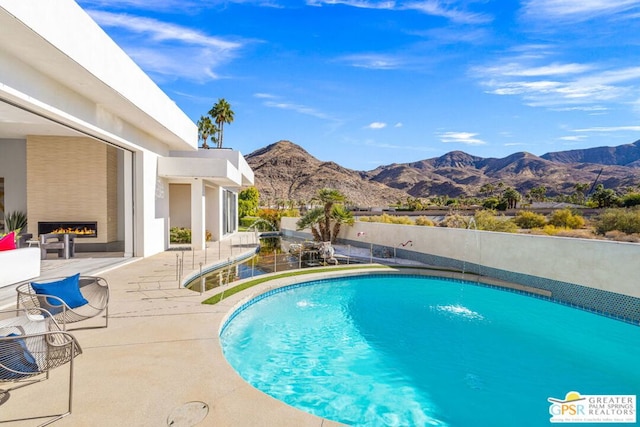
left=26, top=239, right=40, bottom=248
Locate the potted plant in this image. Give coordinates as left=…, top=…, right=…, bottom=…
left=4, top=211, right=30, bottom=247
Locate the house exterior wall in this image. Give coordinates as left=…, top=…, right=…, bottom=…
left=0, top=2, right=253, bottom=257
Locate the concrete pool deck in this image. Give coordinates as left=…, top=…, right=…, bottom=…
left=3, top=237, right=414, bottom=426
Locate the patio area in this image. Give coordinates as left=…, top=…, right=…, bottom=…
left=1, top=233, right=349, bottom=426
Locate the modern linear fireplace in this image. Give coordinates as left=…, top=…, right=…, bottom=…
left=38, top=221, right=98, bottom=238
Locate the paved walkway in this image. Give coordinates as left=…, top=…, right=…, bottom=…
left=1, top=234, right=363, bottom=426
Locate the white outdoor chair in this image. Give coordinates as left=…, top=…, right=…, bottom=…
left=16, top=275, right=109, bottom=331
left=0, top=308, right=82, bottom=425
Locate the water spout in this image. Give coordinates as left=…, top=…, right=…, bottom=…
left=462, top=217, right=481, bottom=278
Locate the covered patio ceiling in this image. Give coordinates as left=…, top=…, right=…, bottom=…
left=0, top=99, right=86, bottom=140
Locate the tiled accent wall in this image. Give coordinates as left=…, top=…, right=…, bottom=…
left=26, top=136, right=118, bottom=243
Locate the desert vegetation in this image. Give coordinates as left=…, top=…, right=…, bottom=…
left=356, top=207, right=640, bottom=243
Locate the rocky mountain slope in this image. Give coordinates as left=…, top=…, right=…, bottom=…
left=245, top=140, right=640, bottom=206
left=245, top=140, right=409, bottom=207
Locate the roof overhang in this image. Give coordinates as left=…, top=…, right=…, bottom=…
left=160, top=149, right=255, bottom=188
left=158, top=157, right=243, bottom=188
left=0, top=1, right=197, bottom=151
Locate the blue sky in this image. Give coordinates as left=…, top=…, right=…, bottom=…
left=76, top=0, right=640, bottom=170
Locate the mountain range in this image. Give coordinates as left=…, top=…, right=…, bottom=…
left=245, top=139, right=640, bottom=207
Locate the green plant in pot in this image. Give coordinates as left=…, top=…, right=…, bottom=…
left=4, top=211, right=27, bottom=235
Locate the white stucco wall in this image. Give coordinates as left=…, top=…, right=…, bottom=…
left=281, top=217, right=640, bottom=299
left=169, top=184, right=191, bottom=228
left=135, top=150, right=168, bottom=256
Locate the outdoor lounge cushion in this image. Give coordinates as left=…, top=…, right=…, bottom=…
left=31, top=274, right=88, bottom=309
left=0, top=231, right=16, bottom=251
left=0, top=333, right=39, bottom=379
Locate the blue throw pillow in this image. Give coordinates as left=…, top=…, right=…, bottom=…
left=0, top=334, right=39, bottom=379
left=31, top=274, right=88, bottom=309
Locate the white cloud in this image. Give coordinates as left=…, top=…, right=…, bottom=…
left=80, top=0, right=283, bottom=8
left=550, top=106, right=608, bottom=112
left=490, top=62, right=593, bottom=77
left=402, top=1, right=492, bottom=24
left=523, top=0, right=640, bottom=20
left=394, top=122, right=403, bottom=127
left=367, top=122, right=387, bottom=129
left=339, top=53, right=404, bottom=70
left=559, top=135, right=587, bottom=141
left=85, top=10, right=244, bottom=81
left=438, top=131, right=486, bottom=145
left=574, top=126, right=640, bottom=132
left=475, top=59, right=640, bottom=108
left=307, top=0, right=491, bottom=24
left=306, top=0, right=395, bottom=9
left=254, top=93, right=277, bottom=99
left=89, top=11, right=241, bottom=50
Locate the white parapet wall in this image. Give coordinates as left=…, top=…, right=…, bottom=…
left=280, top=217, right=640, bottom=299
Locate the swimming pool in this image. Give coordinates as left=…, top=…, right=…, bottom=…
left=220, top=274, right=640, bottom=426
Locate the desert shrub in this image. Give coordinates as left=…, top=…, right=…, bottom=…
left=548, top=209, right=585, bottom=229
left=482, top=197, right=500, bottom=210
left=474, top=210, right=517, bottom=233
left=621, top=193, right=640, bottom=207
left=170, top=227, right=191, bottom=243
left=594, top=208, right=640, bottom=235
left=542, top=225, right=561, bottom=235
left=357, top=214, right=413, bottom=225
left=414, top=216, right=435, bottom=226
left=513, top=211, right=547, bottom=229
left=441, top=214, right=470, bottom=228
left=391, top=216, right=414, bottom=225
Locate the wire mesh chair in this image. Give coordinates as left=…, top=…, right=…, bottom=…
left=0, top=308, right=82, bottom=425
left=16, top=276, right=109, bottom=331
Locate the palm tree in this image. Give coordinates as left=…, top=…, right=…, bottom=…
left=503, top=187, right=521, bottom=209
left=296, top=188, right=352, bottom=243
left=208, top=98, right=234, bottom=148
left=315, top=188, right=346, bottom=241
left=330, top=204, right=355, bottom=241
left=196, top=115, right=217, bottom=149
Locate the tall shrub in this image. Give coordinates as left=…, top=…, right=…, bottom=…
left=548, top=209, right=585, bottom=229
left=513, top=211, right=547, bottom=229
left=594, top=208, right=640, bottom=235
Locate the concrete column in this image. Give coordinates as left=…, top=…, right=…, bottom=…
left=191, top=178, right=205, bottom=249
left=122, top=150, right=134, bottom=257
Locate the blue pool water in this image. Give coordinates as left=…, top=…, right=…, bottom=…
left=220, top=275, right=640, bottom=426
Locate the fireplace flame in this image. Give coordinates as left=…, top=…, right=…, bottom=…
left=51, top=226, right=96, bottom=236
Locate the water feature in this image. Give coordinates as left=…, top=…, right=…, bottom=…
left=220, top=274, right=640, bottom=426
left=462, top=217, right=480, bottom=277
